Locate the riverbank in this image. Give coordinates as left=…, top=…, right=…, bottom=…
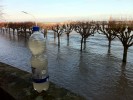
left=0, top=62, right=85, bottom=100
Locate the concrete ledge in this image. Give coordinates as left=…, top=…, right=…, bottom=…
left=0, top=62, right=85, bottom=100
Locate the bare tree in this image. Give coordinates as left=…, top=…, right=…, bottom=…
left=52, top=24, right=64, bottom=47
left=37, top=22, right=49, bottom=38
left=114, top=22, right=133, bottom=62
left=97, top=21, right=116, bottom=52
left=20, top=22, right=34, bottom=37
left=75, top=22, right=96, bottom=51
left=9, top=22, right=16, bottom=35
left=63, top=23, right=73, bottom=46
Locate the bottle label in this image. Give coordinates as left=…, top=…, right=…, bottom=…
left=33, top=75, right=49, bottom=83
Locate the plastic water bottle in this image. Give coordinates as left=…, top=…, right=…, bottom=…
left=28, top=26, right=49, bottom=93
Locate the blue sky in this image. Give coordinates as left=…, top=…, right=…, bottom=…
left=1, top=0, right=133, bottom=22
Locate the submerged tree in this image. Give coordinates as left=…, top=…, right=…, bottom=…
left=114, top=22, right=133, bottom=62
left=63, top=23, right=73, bottom=46
left=37, top=23, right=49, bottom=38
left=21, top=22, right=34, bottom=37
left=75, top=22, right=96, bottom=51
left=52, top=24, right=64, bottom=47
left=8, top=22, right=16, bottom=35
left=97, top=21, right=116, bottom=52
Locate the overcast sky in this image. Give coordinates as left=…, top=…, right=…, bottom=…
left=1, top=0, right=133, bottom=22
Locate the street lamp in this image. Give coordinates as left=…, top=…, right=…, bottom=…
left=21, top=11, right=37, bottom=26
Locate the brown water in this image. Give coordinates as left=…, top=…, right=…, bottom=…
left=0, top=31, right=133, bottom=100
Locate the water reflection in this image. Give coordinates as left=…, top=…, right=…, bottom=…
left=115, top=62, right=133, bottom=100
left=78, top=52, right=89, bottom=75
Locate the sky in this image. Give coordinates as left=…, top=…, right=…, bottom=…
left=1, top=0, right=133, bottom=22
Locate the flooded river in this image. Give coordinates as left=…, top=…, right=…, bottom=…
left=0, top=31, right=133, bottom=100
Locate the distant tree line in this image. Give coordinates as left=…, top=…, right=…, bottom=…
left=0, top=22, right=35, bottom=37
left=0, top=20, right=133, bottom=63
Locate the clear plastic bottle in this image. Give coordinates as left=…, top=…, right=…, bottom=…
left=28, top=26, right=49, bottom=93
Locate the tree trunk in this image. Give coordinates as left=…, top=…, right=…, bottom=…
left=80, top=37, right=83, bottom=51
left=2, top=28, right=4, bottom=33
left=67, top=33, right=69, bottom=46
left=123, top=46, right=128, bottom=62
left=84, top=37, right=87, bottom=50
left=13, top=29, right=15, bottom=35
left=44, top=29, right=47, bottom=38
left=17, top=29, right=19, bottom=36
left=107, top=40, right=111, bottom=53
left=67, top=33, right=69, bottom=41
left=58, top=33, right=60, bottom=47
left=5, top=28, right=8, bottom=33
left=24, top=29, right=26, bottom=38
left=108, top=39, right=111, bottom=48
left=9, top=28, right=10, bottom=34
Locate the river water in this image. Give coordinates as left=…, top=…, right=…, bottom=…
left=0, top=31, right=133, bottom=100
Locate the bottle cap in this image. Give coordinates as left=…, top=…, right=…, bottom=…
left=33, top=26, right=40, bottom=31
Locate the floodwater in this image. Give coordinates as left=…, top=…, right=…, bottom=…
left=0, top=30, right=133, bottom=100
